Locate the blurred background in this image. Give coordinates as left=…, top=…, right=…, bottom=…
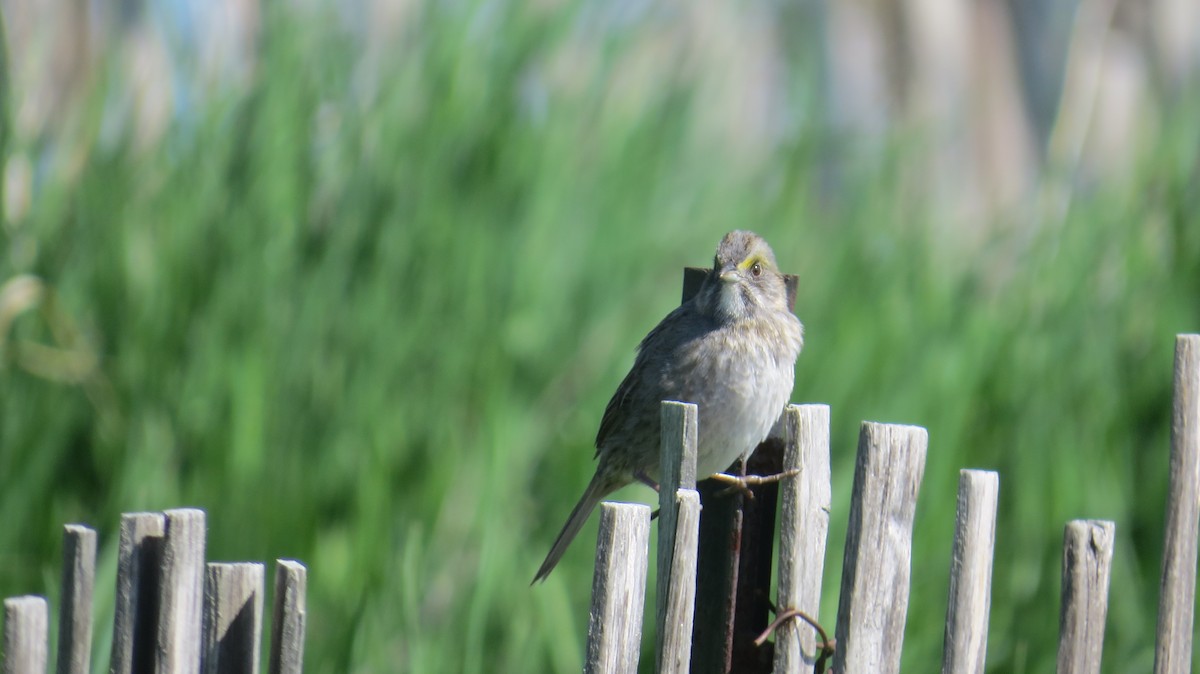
left=0, top=0, right=1198, bottom=671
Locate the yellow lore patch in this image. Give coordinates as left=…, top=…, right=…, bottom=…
left=737, top=255, right=768, bottom=271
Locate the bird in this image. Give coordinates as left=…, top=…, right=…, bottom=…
left=533, top=230, right=804, bottom=583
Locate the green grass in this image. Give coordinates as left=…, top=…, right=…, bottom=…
left=1, top=3, right=1199, bottom=672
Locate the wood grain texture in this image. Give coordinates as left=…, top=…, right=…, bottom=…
left=585, top=502, right=651, bottom=674
left=1057, top=520, right=1115, bottom=674
left=4, top=596, right=48, bottom=674
left=659, top=400, right=699, bottom=495
left=656, top=490, right=701, bottom=674
left=773, top=404, right=832, bottom=674
left=203, top=563, right=265, bottom=674
left=157, top=508, right=208, bottom=674
left=832, top=422, right=928, bottom=674
left=58, top=524, right=97, bottom=674
left=269, top=560, right=307, bottom=674
left=111, top=512, right=166, bottom=674
left=656, top=401, right=698, bottom=672
left=941, top=470, right=1000, bottom=674
left=1154, top=334, right=1200, bottom=674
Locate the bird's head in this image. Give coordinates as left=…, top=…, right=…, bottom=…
left=698, top=230, right=789, bottom=323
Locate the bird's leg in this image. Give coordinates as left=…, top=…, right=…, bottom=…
left=710, top=468, right=801, bottom=498
left=635, top=471, right=661, bottom=520
left=634, top=470, right=660, bottom=492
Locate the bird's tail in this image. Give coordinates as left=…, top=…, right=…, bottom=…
left=532, top=472, right=619, bottom=584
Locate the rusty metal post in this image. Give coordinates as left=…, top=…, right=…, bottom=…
left=681, top=267, right=798, bottom=674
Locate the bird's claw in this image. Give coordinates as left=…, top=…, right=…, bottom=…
left=710, top=468, right=800, bottom=498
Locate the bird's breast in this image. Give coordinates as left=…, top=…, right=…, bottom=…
left=660, top=317, right=801, bottom=477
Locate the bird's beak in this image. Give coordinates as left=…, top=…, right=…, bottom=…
left=718, top=267, right=738, bottom=284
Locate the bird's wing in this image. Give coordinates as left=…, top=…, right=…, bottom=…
left=594, top=365, right=641, bottom=456
left=594, top=303, right=699, bottom=455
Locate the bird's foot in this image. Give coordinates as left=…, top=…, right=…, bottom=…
left=710, top=468, right=801, bottom=498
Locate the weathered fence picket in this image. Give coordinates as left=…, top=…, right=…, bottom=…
left=269, top=559, right=308, bottom=674
left=1057, top=520, right=1116, bottom=674
left=1154, top=333, right=1200, bottom=674
left=111, top=512, right=165, bottom=674
left=203, top=562, right=265, bottom=674
left=57, top=525, right=96, bottom=674
left=585, top=502, right=651, bottom=674
left=772, top=403, right=831, bottom=674
left=832, top=422, right=929, bottom=674
left=1, top=511, right=307, bottom=674
left=656, top=490, right=701, bottom=674
left=655, top=401, right=700, bottom=674
left=941, top=469, right=1000, bottom=674
left=3, top=596, right=47, bottom=674
left=158, top=508, right=207, bottom=674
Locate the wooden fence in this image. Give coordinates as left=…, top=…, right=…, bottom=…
left=1, top=509, right=307, bottom=674
left=584, top=333, right=1200, bottom=674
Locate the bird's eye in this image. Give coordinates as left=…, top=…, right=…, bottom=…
left=751, top=262, right=762, bottom=277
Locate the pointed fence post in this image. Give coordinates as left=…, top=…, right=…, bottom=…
left=941, top=470, right=1000, bottom=674
left=658, top=491, right=702, bottom=674
left=157, top=508, right=207, bottom=674
left=3, top=596, right=48, bottom=674
left=585, top=502, right=651, bottom=674
left=1056, top=520, right=1115, bottom=674
left=1154, top=334, right=1200, bottom=674
left=203, top=562, right=265, bottom=674
left=832, top=422, right=928, bottom=674
left=269, top=559, right=308, bottom=674
left=773, top=404, right=832, bottom=674
left=111, top=512, right=166, bottom=674
left=657, top=401, right=701, bottom=674
left=58, top=524, right=97, bottom=674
